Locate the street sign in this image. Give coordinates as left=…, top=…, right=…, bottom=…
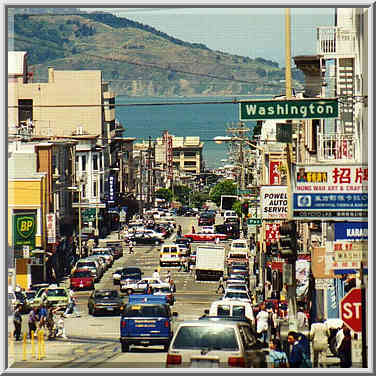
left=247, top=218, right=261, bottom=225
left=340, top=288, right=362, bottom=332
left=239, top=98, right=338, bottom=121
left=23, top=245, right=30, bottom=258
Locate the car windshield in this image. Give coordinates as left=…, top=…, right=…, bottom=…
left=172, top=326, right=239, bottom=350
left=77, top=262, right=95, bottom=268
left=227, top=285, right=247, bottom=291
left=225, top=292, right=249, bottom=300
left=46, top=289, right=67, bottom=297
left=95, top=291, right=118, bottom=299
left=26, top=292, right=36, bottom=299
left=230, top=252, right=247, bottom=257
left=232, top=243, right=247, bottom=249
left=154, top=287, right=170, bottom=293
left=72, top=271, right=92, bottom=278
left=123, top=304, right=169, bottom=317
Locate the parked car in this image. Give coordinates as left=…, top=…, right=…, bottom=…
left=166, top=320, right=265, bottom=367
left=30, top=286, right=70, bottom=309
left=70, top=269, right=95, bottom=291
left=88, top=289, right=124, bottom=316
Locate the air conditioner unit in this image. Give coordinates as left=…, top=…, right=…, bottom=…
left=75, top=126, right=84, bottom=135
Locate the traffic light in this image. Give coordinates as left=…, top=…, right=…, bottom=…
left=241, top=202, right=249, bottom=215
left=278, top=221, right=297, bottom=259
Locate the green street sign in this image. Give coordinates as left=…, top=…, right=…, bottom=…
left=276, top=123, right=293, bottom=143
left=247, top=218, right=262, bottom=225
left=239, top=98, right=338, bottom=121
left=13, top=213, right=36, bottom=249
left=239, top=189, right=253, bottom=194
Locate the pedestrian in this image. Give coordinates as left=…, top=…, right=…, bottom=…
left=64, top=288, right=81, bottom=317
left=309, top=317, right=330, bottom=368
left=46, top=304, right=56, bottom=339
left=169, top=279, right=176, bottom=293
left=55, top=313, right=67, bottom=339
left=177, top=225, right=182, bottom=238
left=13, top=304, right=22, bottom=341
left=128, top=240, right=134, bottom=254
left=165, top=270, right=171, bottom=283
left=256, top=303, right=269, bottom=345
left=337, top=327, right=352, bottom=368
left=191, top=226, right=195, bottom=234
left=178, top=255, right=186, bottom=272
left=28, top=307, right=39, bottom=339
left=267, top=338, right=288, bottom=368
left=297, top=307, right=309, bottom=332
left=287, top=331, right=312, bottom=368
left=152, top=269, right=160, bottom=279
left=38, top=303, right=48, bottom=331
left=184, top=257, right=189, bottom=272
left=216, top=276, right=225, bottom=294
left=215, top=236, right=220, bottom=245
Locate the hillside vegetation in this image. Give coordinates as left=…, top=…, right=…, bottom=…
left=9, top=9, right=304, bottom=96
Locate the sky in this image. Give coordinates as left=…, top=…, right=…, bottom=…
left=80, top=7, right=336, bottom=67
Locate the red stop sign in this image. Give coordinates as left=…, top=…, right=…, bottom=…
left=340, top=288, right=362, bottom=332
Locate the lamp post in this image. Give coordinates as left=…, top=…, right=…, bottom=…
left=68, top=185, right=82, bottom=259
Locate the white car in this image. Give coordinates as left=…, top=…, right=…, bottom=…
left=92, top=248, right=114, bottom=267
left=229, top=239, right=249, bottom=253
left=120, top=277, right=169, bottom=294
left=200, top=226, right=215, bottom=234
left=208, top=299, right=255, bottom=328
left=143, top=229, right=165, bottom=240
left=222, top=289, right=252, bottom=303
left=113, top=267, right=126, bottom=285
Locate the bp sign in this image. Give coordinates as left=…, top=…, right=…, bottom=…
left=13, top=213, right=36, bottom=249
left=239, top=98, right=338, bottom=120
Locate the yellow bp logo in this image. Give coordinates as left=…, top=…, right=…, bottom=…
left=16, top=216, right=35, bottom=239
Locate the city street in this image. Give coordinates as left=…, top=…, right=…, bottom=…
left=9, top=216, right=226, bottom=368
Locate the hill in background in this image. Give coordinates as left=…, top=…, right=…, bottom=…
left=9, top=8, right=304, bottom=96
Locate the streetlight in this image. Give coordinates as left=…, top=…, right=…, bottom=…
left=68, top=185, right=82, bottom=259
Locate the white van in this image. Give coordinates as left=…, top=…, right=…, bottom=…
left=223, top=210, right=238, bottom=223
left=208, top=299, right=255, bottom=328
left=159, top=244, right=181, bottom=267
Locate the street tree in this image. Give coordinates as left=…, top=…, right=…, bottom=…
left=209, top=180, right=237, bottom=206
left=155, top=188, right=173, bottom=202
left=173, top=185, right=191, bottom=205
left=190, top=191, right=209, bottom=209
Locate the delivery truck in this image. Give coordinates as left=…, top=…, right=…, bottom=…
left=195, top=245, right=226, bottom=281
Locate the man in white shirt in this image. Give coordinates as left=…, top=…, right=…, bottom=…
left=152, top=269, right=160, bottom=279
left=297, top=307, right=309, bottom=331
left=256, top=303, right=269, bottom=344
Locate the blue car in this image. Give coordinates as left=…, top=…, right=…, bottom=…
left=120, top=295, right=178, bottom=352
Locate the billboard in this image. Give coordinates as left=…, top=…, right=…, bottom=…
left=292, top=164, right=368, bottom=220
left=260, top=186, right=288, bottom=219
left=269, top=161, right=281, bottom=185
left=334, top=222, right=368, bottom=241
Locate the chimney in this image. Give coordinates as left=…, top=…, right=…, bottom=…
left=48, top=67, right=54, bottom=83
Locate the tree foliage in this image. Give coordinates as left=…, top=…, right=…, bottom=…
left=190, top=192, right=209, bottom=209
left=155, top=188, right=172, bottom=202
left=209, top=180, right=238, bottom=206
left=172, top=185, right=191, bottom=205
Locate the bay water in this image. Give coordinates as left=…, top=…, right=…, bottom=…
left=117, top=95, right=272, bottom=169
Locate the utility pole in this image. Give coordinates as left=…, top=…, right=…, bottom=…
left=147, top=136, right=152, bottom=209
left=285, top=7, right=297, bottom=332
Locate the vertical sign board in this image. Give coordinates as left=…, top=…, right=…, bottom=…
left=46, top=213, right=56, bottom=244
left=292, top=164, right=368, bottom=220
left=108, top=174, right=116, bottom=204
left=260, top=186, right=288, bottom=219
left=269, top=161, right=282, bottom=185
left=13, top=213, right=36, bottom=258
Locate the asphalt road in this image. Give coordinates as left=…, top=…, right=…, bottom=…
left=9, top=214, right=230, bottom=368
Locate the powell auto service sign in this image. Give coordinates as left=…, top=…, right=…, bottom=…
left=13, top=213, right=36, bottom=248
left=260, top=186, right=288, bottom=219
left=292, top=164, right=368, bottom=220
left=239, top=98, right=338, bottom=121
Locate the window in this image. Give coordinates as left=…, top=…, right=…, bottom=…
left=93, top=154, right=98, bottom=170
left=81, top=184, right=86, bottom=198
left=81, top=155, right=87, bottom=171
left=93, top=181, right=97, bottom=197
left=99, top=153, right=103, bottom=170
left=18, top=99, right=33, bottom=124
left=100, top=178, right=103, bottom=195
left=184, top=151, right=196, bottom=157
left=184, top=161, right=196, bottom=166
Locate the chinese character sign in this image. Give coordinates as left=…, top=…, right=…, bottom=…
left=292, top=165, right=368, bottom=220
left=269, top=161, right=281, bottom=185
left=46, top=213, right=56, bottom=244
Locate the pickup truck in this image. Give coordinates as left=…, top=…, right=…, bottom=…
left=120, top=294, right=178, bottom=352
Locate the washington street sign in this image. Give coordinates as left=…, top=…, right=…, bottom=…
left=239, top=98, right=338, bottom=121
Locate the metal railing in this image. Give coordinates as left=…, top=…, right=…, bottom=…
left=317, top=26, right=356, bottom=56
left=317, top=132, right=359, bottom=162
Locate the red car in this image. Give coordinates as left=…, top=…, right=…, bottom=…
left=184, top=232, right=228, bottom=242
left=70, top=269, right=95, bottom=290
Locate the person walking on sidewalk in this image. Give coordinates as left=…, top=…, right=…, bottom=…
left=256, top=303, right=269, bottom=345
left=128, top=240, right=135, bottom=254
left=337, top=327, right=352, bottom=368
left=287, top=331, right=312, bottom=368
left=309, top=317, right=330, bottom=368
left=267, top=338, right=288, bottom=368
left=216, top=276, right=225, bottom=294
left=153, top=269, right=160, bottom=279
left=13, top=304, right=22, bottom=341
left=177, top=225, right=182, bottom=238
left=28, top=307, right=39, bottom=339
left=64, top=288, right=81, bottom=317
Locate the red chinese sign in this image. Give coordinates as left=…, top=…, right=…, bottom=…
left=265, top=223, right=280, bottom=245
left=269, top=161, right=281, bottom=185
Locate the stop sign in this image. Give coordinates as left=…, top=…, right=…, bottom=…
left=340, top=288, right=362, bottom=332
